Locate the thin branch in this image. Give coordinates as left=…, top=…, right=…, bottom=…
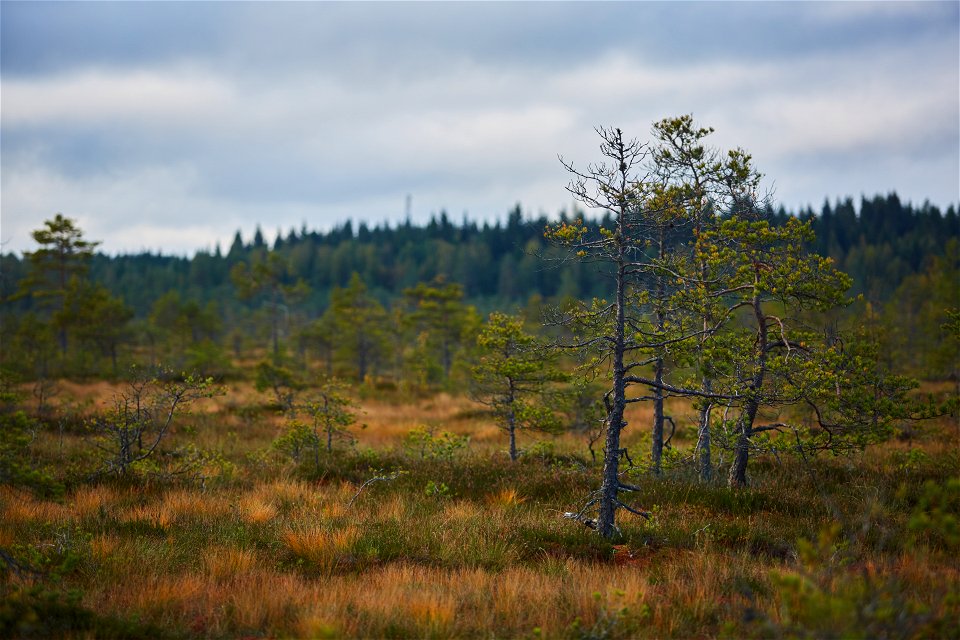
left=346, top=470, right=404, bottom=507
left=614, top=499, right=652, bottom=519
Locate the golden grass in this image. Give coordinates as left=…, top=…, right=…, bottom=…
left=131, top=573, right=207, bottom=617
left=360, top=491, right=409, bottom=521
left=237, top=493, right=278, bottom=524
left=70, top=484, right=121, bottom=520
left=116, top=488, right=231, bottom=530
left=7, top=383, right=957, bottom=639
left=89, top=533, right=122, bottom=561
left=360, top=392, right=486, bottom=445
left=485, top=487, right=527, bottom=508
left=251, top=478, right=316, bottom=507
left=282, top=524, right=360, bottom=571
left=1, top=490, right=71, bottom=524
left=441, top=499, right=485, bottom=523
left=85, top=557, right=660, bottom=637
left=202, top=545, right=259, bottom=581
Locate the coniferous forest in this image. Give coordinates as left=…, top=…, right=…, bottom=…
left=2, top=188, right=957, bottom=381
left=1, top=119, right=958, bottom=638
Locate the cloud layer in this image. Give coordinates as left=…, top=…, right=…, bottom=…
left=2, top=2, right=957, bottom=255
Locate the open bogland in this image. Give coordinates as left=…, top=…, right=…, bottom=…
left=1, top=383, right=958, bottom=639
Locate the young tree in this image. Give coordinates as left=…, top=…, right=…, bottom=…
left=328, top=273, right=388, bottom=382
left=275, top=378, right=359, bottom=468
left=298, top=313, right=337, bottom=377
left=471, top=312, right=565, bottom=461
left=0, top=372, right=58, bottom=494
left=648, top=115, right=762, bottom=481
left=692, top=217, right=851, bottom=486
left=303, top=379, right=358, bottom=457
left=90, top=370, right=220, bottom=476
left=231, top=252, right=309, bottom=361
left=16, top=214, right=100, bottom=357
left=59, top=279, right=133, bottom=375
left=254, top=359, right=304, bottom=415
left=403, top=279, right=475, bottom=383
left=545, top=127, right=677, bottom=536
left=546, top=122, right=774, bottom=532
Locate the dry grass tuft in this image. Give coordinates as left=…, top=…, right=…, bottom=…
left=89, top=533, right=122, bottom=560
left=161, top=488, right=230, bottom=522
left=237, top=494, right=277, bottom=524
left=485, top=487, right=527, bottom=508
left=442, top=499, right=484, bottom=523
left=70, top=484, right=120, bottom=520
left=202, top=546, right=259, bottom=581
left=119, top=503, right=171, bottom=529
left=1, top=491, right=70, bottom=524
left=282, top=524, right=360, bottom=571
left=132, top=573, right=206, bottom=617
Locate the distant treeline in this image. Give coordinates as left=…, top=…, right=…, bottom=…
left=2, top=193, right=957, bottom=319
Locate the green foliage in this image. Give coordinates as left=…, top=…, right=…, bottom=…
left=231, top=252, right=309, bottom=358
left=424, top=479, right=452, bottom=499
left=254, top=359, right=303, bottom=413
left=327, top=273, right=389, bottom=382
left=8, top=214, right=139, bottom=379
left=472, top=312, right=566, bottom=460
left=885, top=238, right=960, bottom=379
left=404, top=425, right=469, bottom=461
left=755, top=516, right=959, bottom=640
left=0, top=584, right=169, bottom=640
left=403, top=278, right=479, bottom=386
left=58, top=278, right=133, bottom=375
left=272, top=377, right=360, bottom=471
left=271, top=421, right=316, bottom=464
left=183, top=339, right=234, bottom=378
left=0, top=374, right=59, bottom=494
left=2, top=314, right=57, bottom=380
left=906, top=478, right=960, bottom=550
left=89, top=368, right=223, bottom=477
left=147, top=290, right=228, bottom=375
left=15, top=213, right=99, bottom=305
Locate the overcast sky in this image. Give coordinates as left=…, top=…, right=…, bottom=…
left=2, top=1, right=958, bottom=256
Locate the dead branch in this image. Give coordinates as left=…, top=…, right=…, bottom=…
left=346, top=470, right=404, bottom=507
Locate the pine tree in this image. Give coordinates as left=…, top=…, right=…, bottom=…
left=17, top=214, right=100, bottom=356
left=471, top=312, right=565, bottom=461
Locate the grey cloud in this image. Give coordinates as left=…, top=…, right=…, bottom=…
left=1, top=1, right=957, bottom=255
left=5, top=2, right=956, bottom=77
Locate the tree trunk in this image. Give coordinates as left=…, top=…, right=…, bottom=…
left=652, top=356, right=664, bottom=475
left=442, top=337, right=452, bottom=380
left=357, top=341, right=367, bottom=382
left=696, top=241, right=714, bottom=482
left=317, top=430, right=323, bottom=468
left=728, top=397, right=758, bottom=487
left=597, top=392, right=625, bottom=538
left=729, top=279, right=766, bottom=488
left=508, top=406, right=518, bottom=461
left=651, top=228, right=667, bottom=475
left=697, top=395, right=712, bottom=482
left=271, top=290, right=281, bottom=362
left=597, top=253, right=628, bottom=538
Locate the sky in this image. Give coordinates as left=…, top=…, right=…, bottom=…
left=2, top=1, right=958, bottom=256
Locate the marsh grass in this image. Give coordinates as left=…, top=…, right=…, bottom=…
left=2, top=385, right=957, bottom=639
